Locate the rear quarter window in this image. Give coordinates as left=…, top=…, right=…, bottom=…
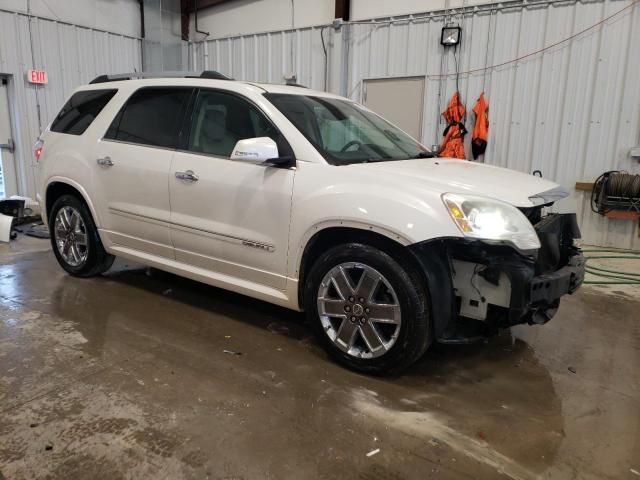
left=50, top=89, right=117, bottom=135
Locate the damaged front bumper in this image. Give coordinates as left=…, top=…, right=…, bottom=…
left=410, top=213, right=585, bottom=344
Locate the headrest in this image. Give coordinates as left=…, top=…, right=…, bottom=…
left=204, top=107, right=226, bottom=142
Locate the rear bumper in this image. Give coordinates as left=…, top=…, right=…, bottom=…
left=409, top=213, right=585, bottom=343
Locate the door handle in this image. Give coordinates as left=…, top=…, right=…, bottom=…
left=96, top=156, right=114, bottom=167
left=175, top=170, right=199, bottom=182
left=0, top=139, right=14, bottom=152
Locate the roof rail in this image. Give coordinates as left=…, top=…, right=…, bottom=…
left=89, top=70, right=233, bottom=84
left=198, top=71, right=232, bottom=80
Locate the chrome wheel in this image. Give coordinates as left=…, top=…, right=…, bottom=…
left=54, top=206, right=88, bottom=267
left=317, top=262, right=402, bottom=359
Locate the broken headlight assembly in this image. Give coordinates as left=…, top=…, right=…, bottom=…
left=442, top=193, right=541, bottom=252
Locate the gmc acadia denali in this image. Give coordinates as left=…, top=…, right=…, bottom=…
left=35, top=71, right=585, bottom=373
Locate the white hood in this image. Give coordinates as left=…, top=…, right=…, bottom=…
left=349, top=158, right=566, bottom=208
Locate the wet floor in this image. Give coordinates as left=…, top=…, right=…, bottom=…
left=0, top=241, right=639, bottom=479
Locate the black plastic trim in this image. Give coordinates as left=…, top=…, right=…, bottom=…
left=408, top=240, right=457, bottom=340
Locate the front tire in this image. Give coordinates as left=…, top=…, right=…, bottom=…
left=49, top=194, right=114, bottom=277
left=304, top=243, right=431, bottom=374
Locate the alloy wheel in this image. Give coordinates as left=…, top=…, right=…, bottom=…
left=317, top=262, right=402, bottom=359
left=54, top=206, right=88, bottom=267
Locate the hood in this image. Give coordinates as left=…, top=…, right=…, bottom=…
left=349, top=158, right=567, bottom=208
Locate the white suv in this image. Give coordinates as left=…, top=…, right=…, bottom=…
left=36, top=71, right=585, bottom=373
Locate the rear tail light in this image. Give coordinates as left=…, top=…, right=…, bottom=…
left=34, top=139, right=44, bottom=162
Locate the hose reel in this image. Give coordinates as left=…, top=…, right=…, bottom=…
left=591, top=171, right=640, bottom=217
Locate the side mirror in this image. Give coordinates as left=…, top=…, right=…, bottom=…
left=230, top=137, right=286, bottom=165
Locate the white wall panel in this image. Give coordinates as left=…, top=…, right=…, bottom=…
left=0, top=0, right=141, bottom=37
left=351, top=0, right=493, bottom=21
left=189, top=0, right=334, bottom=40
left=0, top=10, right=141, bottom=198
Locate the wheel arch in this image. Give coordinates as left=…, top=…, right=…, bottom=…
left=44, top=178, right=100, bottom=228
left=296, top=225, right=427, bottom=309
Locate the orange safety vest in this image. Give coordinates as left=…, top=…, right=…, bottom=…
left=471, top=92, right=489, bottom=159
left=439, top=92, right=467, bottom=159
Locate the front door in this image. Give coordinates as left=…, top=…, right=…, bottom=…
left=93, top=87, right=192, bottom=258
left=0, top=77, right=18, bottom=197
left=169, top=89, right=295, bottom=290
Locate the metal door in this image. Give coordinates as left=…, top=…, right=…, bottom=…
left=0, top=77, right=18, bottom=198
left=362, top=76, right=425, bottom=141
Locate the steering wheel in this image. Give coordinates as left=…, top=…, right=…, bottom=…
left=340, top=140, right=363, bottom=152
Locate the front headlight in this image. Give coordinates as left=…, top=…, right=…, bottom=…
left=442, top=193, right=541, bottom=251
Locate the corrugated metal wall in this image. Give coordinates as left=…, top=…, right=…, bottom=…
left=0, top=9, right=141, bottom=199
left=190, top=0, right=640, bottom=249
left=189, top=27, right=328, bottom=90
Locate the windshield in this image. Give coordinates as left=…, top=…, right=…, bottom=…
left=264, top=93, right=432, bottom=165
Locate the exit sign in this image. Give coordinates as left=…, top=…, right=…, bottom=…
left=27, top=69, right=48, bottom=84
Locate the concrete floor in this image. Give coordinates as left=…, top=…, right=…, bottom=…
left=0, top=237, right=639, bottom=480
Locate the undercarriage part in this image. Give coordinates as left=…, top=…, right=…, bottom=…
left=451, top=259, right=511, bottom=321
left=436, top=317, right=488, bottom=345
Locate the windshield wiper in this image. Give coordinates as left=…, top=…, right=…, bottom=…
left=359, top=158, right=388, bottom=163
left=412, top=151, right=438, bottom=159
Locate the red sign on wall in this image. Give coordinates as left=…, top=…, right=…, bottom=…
left=27, top=69, right=48, bottom=85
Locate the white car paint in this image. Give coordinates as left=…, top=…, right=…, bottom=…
left=230, top=137, right=278, bottom=162
left=37, top=78, right=567, bottom=311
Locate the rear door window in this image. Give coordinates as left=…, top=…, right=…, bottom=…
left=105, top=87, right=192, bottom=148
left=50, top=89, right=117, bottom=135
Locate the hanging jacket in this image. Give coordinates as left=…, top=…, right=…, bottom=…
left=472, top=92, right=489, bottom=159
left=439, top=91, right=467, bottom=159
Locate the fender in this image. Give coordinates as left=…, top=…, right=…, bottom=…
left=287, top=162, right=465, bottom=279
left=43, top=176, right=102, bottom=229
left=290, top=219, right=414, bottom=279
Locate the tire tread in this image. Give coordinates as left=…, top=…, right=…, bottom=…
left=304, top=242, right=431, bottom=375
left=49, top=194, right=114, bottom=277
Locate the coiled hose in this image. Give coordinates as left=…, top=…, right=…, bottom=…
left=591, top=171, right=640, bottom=214
left=582, top=248, right=640, bottom=284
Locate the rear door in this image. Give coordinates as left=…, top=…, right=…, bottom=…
left=169, top=88, right=295, bottom=290
left=93, top=87, right=193, bottom=258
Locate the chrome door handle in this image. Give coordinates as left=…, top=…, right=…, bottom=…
left=96, top=156, right=114, bottom=167
left=175, top=170, right=199, bottom=182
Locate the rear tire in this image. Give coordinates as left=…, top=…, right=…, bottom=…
left=304, top=243, right=431, bottom=375
left=49, top=194, right=114, bottom=277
